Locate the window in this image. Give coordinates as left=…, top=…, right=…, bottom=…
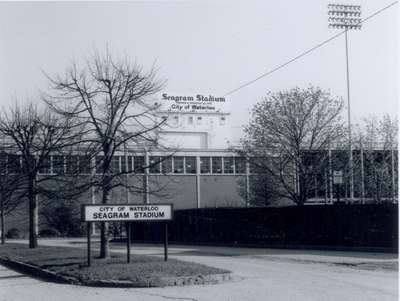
left=0, top=153, right=7, bottom=174
left=95, top=156, right=103, bottom=174
left=249, top=157, right=266, bottom=174
left=173, top=116, right=179, bottom=125
left=220, top=116, right=226, bottom=125
left=78, top=156, right=91, bottom=174
left=8, top=155, right=21, bottom=174
left=173, top=156, right=184, bottom=173
left=66, top=155, right=78, bottom=175
left=161, top=157, right=172, bottom=174
left=212, top=157, right=222, bottom=174
left=200, top=157, right=210, bottom=174
left=123, top=156, right=133, bottom=173
left=111, top=156, right=120, bottom=173
left=235, top=157, right=246, bottom=174
left=197, top=116, right=202, bottom=125
left=53, top=156, right=64, bottom=175
left=133, top=156, right=145, bottom=173
left=188, top=116, right=193, bottom=125
left=223, top=157, right=234, bottom=174
left=128, top=156, right=134, bottom=172
left=149, top=156, right=161, bottom=174
left=185, top=157, right=196, bottom=174
left=38, top=156, right=52, bottom=174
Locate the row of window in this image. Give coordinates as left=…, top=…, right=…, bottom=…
left=148, top=156, right=246, bottom=174
left=0, top=155, right=248, bottom=175
left=162, top=115, right=226, bottom=126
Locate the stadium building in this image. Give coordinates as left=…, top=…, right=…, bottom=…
left=1, top=93, right=397, bottom=237
left=118, top=92, right=250, bottom=209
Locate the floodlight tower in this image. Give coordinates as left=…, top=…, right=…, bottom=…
left=328, top=4, right=361, bottom=202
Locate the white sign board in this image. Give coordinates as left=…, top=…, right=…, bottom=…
left=158, top=93, right=228, bottom=113
left=82, top=204, right=173, bottom=222
left=333, top=170, right=343, bottom=184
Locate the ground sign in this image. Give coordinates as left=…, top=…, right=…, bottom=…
left=82, top=204, right=173, bottom=222
left=81, top=204, right=173, bottom=266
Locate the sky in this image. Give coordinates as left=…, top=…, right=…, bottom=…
left=0, top=0, right=398, bottom=142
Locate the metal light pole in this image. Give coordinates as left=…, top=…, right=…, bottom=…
left=119, top=132, right=130, bottom=204
left=328, top=4, right=361, bottom=202
left=124, top=139, right=129, bottom=204
left=90, top=156, right=96, bottom=235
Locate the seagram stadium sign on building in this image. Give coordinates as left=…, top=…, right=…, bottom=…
left=159, top=93, right=228, bottom=113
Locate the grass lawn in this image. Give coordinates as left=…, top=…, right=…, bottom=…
left=0, top=243, right=229, bottom=286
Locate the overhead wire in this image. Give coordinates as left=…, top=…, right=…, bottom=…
left=223, top=1, right=398, bottom=97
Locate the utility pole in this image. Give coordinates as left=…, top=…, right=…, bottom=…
left=328, top=4, right=361, bottom=202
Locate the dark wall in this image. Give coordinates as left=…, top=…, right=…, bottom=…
left=200, top=175, right=246, bottom=208
left=131, top=204, right=398, bottom=251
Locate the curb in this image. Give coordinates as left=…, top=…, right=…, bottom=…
left=0, top=257, right=79, bottom=285
left=159, top=273, right=232, bottom=287
left=82, top=273, right=232, bottom=288
left=0, top=257, right=232, bottom=288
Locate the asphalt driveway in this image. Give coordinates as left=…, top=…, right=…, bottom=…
left=0, top=238, right=397, bottom=301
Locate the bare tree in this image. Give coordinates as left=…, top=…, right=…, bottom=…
left=236, top=174, right=283, bottom=207
left=40, top=199, right=83, bottom=237
left=354, top=115, right=398, bottom=203
left=237, top=86, right=344, bottom=206
left=45, top=50, right=165, bottom=258
left=0, top=146, right=23, bottom=244
left=0, top=103, right=83, bottom=248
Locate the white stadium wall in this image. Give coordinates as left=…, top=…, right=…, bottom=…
left=156, top=93, right=232, bottom=149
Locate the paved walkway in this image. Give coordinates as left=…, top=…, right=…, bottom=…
left=0, top=239, right=398, bottom=301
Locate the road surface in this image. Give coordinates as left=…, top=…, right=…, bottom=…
left=0, top=239, right=397, bottom=301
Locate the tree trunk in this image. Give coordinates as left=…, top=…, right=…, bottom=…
left=99, top=182, right=111, bottom=258
left=28, top=179, right=38, bottom=249
left=298, top=172, right=307, bottom=205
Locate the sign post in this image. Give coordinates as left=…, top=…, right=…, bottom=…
left=81, top=204, right=173, bottom=265
left=126, top=222, right=131, bottom=263
left=164, top=222, right=168, bottom=261
left=87, top=222, right=91, bottom=267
